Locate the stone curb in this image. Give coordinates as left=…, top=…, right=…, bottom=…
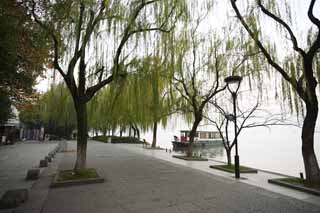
left=268, top=178, right=320, bottom=196
left=173, top=155, right=208, bottom=161
left=50, top=171, right=105, bottom=188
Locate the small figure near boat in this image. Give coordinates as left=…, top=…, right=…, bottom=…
left=172, top=130, right=222, bottom=149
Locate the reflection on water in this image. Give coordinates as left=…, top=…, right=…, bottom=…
left=173, top=144, right=225, bottom=159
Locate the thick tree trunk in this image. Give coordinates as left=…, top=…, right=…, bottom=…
left=151, top=122, right=157, bottom=148
left=187, top=115, right=202, bottom=157
left=74, top=101, right=88, bottom=171
left=226, top=149, right=232, bottom=166
left=302, top=102, right=320, bottom=185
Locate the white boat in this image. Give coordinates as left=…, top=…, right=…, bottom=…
left=172, top=130, right=222, bottom=148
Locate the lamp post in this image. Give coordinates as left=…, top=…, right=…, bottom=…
left=224, top=75, right=242, bottom=179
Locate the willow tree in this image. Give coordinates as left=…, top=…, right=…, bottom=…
left=40, top=83, right=76, bottom=138
left=171, top=24, right=228, bottom=157
left=230, top=0, right=320, bottom=184
left=133, top=56, right=176, bottom=148
left=88, top=88, right=116, bottom=136
left=30, top=0, right=185, bottom=170
left=91, top=56, right=176, bottom=144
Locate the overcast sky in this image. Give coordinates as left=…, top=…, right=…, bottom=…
left=35, top=0, right=320, bottom=93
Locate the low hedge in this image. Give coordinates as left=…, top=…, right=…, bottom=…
left=92, top=136, right=143, bottom=144
left=91, top=135, right=109, bottom=143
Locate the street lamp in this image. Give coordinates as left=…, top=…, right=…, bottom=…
left=224, top=75, right=242, bottom=179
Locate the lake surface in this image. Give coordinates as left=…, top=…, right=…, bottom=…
left=141, top=122, right=320, bottom=177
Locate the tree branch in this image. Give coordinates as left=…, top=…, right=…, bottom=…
left=257, top=0, right=306, bottom=57
left=230, top=0, right=299, bottom=92
left=31, top=1, right=65, bottom=79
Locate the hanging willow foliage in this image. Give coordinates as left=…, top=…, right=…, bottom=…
left=88, top=54, right=177, bottom=135
left=39, top=83, right=76, bottom=137
left=227, top=0, right=320, bottom=121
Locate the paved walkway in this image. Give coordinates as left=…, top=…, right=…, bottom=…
left=0, top=141, right=57, bottom=198
left=118, top=144, right=320, bottom=207
left=25, top=141, right=320, bottom=213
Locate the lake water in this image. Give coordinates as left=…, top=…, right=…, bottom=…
left=141, top=120, right=320, bottom=177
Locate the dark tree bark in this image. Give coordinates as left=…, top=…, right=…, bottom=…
left=120, top=126, right=123, bottom=137
left=111, top=125, right=115, bottom=136
left=136, top=126, right=140, bottom=140
left=187, top=115, right=202, bottom=157
left=301, top=80, right=320, bottom=184
left=151, top=122, right=158, bottom=148
left=226, top=149, right=232, bottom=166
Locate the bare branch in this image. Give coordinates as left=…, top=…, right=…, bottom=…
left=308, top=0, right=320, bottom=29
left=230, top=0, right=299, bottom=93
left=257, top=0, right=306, bottom=57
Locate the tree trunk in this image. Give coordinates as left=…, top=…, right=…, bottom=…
left=74, top=101, right=88, bottom=171
left=302, top=101, right=320, bottom=185
left=226, top=149, right=232, bottom=166
left=136, top=126, right=140, bottom=140
left=129, top=127, right=132, bottom=137
left=152, top=122, right=157, bottom=148
left=112, top=125, right=115, bottom=136
left=187, top=115, right=202, bottom=157
left=132, top=125, right=137, bottom=138
left=120, top=127, right=123, bottom=137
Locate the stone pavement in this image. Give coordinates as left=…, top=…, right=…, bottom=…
left=27, top=141, right=320, bottom=213
left=119, top=144, right=320, bottom=207
left=0, top=141, right=57, bottom=198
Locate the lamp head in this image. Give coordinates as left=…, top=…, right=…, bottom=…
left=224, top=75, right=242, bottom=94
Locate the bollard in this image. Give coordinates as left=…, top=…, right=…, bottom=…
left=300, top=172, right=304, bottom=180
left=25, top=169, right=40, bottom=180
left=0, top=189, right=28, bottom=209
left=45, top=156, right=52, bottom=163
left=39, top=159, right=48, bottom=168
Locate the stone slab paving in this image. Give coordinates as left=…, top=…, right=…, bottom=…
left=119, top=143, right=320, bottom=207
left=39, top=141, right=320, bottom=213
left=0, top=141, right=57, bottom=198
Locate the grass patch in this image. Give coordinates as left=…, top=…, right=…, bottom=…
left=280, top=178, right=320, bottom=188
left=173, top=155, right=208, bottom=161
left=210, top=164, right=258, bottom=173
left=281, top=177, right=305, bottom=184
left=57, top=168, right=98, bottom=182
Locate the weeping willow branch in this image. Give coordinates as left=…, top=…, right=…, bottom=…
left=230, top=0, right=302, bottom=98
left=257, top=0, right=305, bottom=57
